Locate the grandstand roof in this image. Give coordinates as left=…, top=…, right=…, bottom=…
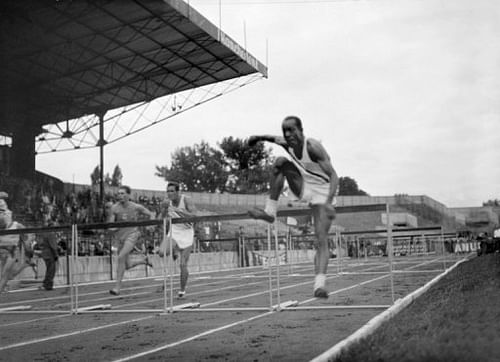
left=0, top=0, right=267, bottom=137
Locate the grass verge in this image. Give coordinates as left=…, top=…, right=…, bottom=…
left=336, top=253, right=500, bottom=362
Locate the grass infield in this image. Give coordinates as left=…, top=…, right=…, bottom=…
left=336, top=253, right=500, bottom=362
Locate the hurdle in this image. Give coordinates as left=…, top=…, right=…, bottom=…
left=1, top=202, right=461, bottom=315
left=164, top=203, right=392, bottom=313
left=75, top=304, right=112, bottom=313
left=0, top=222, right=76, bottom=315
left=70, top=203, right=387, bottom=314
left=334, top=222, right=460, bottom=309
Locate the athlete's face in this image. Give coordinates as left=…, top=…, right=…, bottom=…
left=166, top=186, right=179, bottom=202
left=117, top=189, right=130, bottom=203
left=282, top=118, right=303, bottom=147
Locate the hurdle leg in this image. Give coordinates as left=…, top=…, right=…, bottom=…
left=168, top=217, right=174, bottom=313
left=160, top=218, right=169, bottom=313
left=74, top=225, right=80, bottom=314
left=287, top=227, right=292, bottom=275
left=195, top=238, right=201, bottom=275
left=440, top=226, right=447, bottom=270
left=274, top=222, right=281, bottom=310
left=69, top=224, right=75, bottom=315
left=267, top=224, right=273, bottom=311
left=337, top=229, right=342, bottom=274
left=386, top=203, right=395, bottom=304
left=335, top=231, right=340, bottom=275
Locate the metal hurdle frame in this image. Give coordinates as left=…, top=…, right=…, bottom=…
left=1, top=203, right=461, bottom=315
left=171, top=204, right=393, bottom=313
left=328, top=224, right=458, bottom=312
left=72, top=203, right=397, bottom=313
left=0, top=223, right=76, bottom=315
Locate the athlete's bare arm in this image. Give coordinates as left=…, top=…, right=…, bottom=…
left=107, top=205, right=118, bottom=232
left=183, top=196, right=196, bottom=215
left=107, top=205, right=117, bottom=223
left=137, top=204, right=153, bottom=219
left=248, top=135, right=288, bottom=148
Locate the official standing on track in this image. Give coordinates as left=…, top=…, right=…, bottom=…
left=159, top=181, right=196, bottom=298
left=38, top=216, right=59, bottom=291
left=247, top=115, right=339, bottom=298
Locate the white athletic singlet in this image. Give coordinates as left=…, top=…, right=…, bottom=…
left=286, top=138, right=335, bottom=205
left=286, top=138, right=329, bottom=183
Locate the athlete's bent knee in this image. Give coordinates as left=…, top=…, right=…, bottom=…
left=272, top=157, right=289, bottom=175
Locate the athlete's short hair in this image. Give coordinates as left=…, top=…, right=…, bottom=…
left=283, top=115, right=303, bottom=132
left=119, top=185, right=131, bottom=194
left=167, top=181, right=180, bottom=192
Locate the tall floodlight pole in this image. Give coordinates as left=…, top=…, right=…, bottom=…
left=96, top=112, right=107, bottom=214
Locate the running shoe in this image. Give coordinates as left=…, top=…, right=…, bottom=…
left=313, top=287, right=329, bottom=299
left=248, top=208, right=275, bottom=223
left=178, top=290, right=186, bottom=298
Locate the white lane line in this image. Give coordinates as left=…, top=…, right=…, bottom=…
left=0, top=315, right=155, bottom=352
left=112, top=311, right=275, bottom=362
left=300, top=256, right=448, bottom=305
left=0, top=258, right=434, bottom=352
left=0, top=266, right=310, bottom=327
left=0, top=314, right=71, bottom=328
left=110, top=261, right=415, bottom=361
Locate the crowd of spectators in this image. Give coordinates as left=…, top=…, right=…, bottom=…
left=0, top=175, right=169, bottom=256
left=4, top=175, right=498, bottom=258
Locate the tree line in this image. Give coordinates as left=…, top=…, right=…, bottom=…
left=153, top=137, right=368, bottom=196
left=89, top=137, right=368, bottom=196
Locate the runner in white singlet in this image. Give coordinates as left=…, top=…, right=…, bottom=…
left=247, top=116, right=339, bottom=298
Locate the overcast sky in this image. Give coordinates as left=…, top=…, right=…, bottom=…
left=36, top=0, right=500, bottom=208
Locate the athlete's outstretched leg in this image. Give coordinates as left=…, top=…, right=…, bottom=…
left=0, top=256, right=15, bottom=293
left=110, top=240, right=135, bottom=296
left=125, top=244, right=152, bottom=270
left=249, top=157, right=302, bottom=223
left=178, top=246, right=192, bottom=298
left=0, top=254, right=30, bottom=294
left=311, top=204, right=335, bottom=298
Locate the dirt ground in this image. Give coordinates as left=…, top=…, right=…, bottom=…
left=0, top=255, right=466, bottom=361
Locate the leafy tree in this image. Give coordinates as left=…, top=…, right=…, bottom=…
left=338, top=176, right=368, bottom=196
left=219, top=136, right=273, bottom=194
left=90, top=166, right=100, bottom=186
left=155, top=141, right=227, bottom=192
left=90, top=165, right=122, bottom=187
left=104, top=173, right=112, bottom=186
left=111, top=165, right=123, bottom=187
left=155, top=139, right=368, bottom=197
left=483, top=199, right=500, bottom=206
